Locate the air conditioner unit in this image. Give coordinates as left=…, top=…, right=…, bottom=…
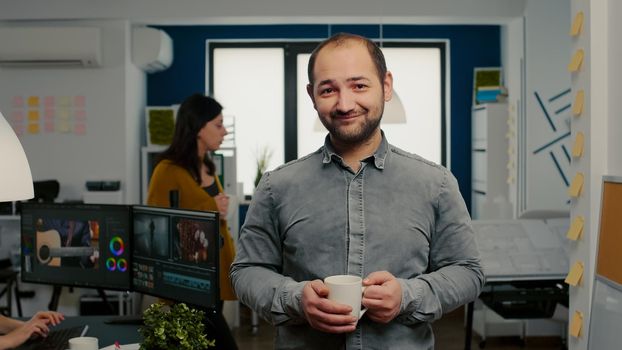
left=132, top=27, right=173, bottom=73
left=0, top=27, right=101, bottom=67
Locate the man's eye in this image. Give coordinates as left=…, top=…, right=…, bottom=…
left=354, top=84, right=367, bottom=90
left=320, top=88, right=334, bottom=95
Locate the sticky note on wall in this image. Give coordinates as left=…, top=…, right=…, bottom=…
left=565, top=261, right=584, bottom=286
left=573, top=90, right=585, bottom=116
left=568, top=173, right=585, bottom=197
left=568, top=49, right=584, bottom=72
left=567, top=216, right=584, bottom=241
left=570, top=311, right=583, bottom=338
left=570, top=11, right=584, bottom=36
left=27, top=96, right=39, bottom=107
left=572, top=132, right=585, bottom=157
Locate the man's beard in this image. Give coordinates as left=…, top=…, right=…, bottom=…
left=320, top=108, right=383, bottom=145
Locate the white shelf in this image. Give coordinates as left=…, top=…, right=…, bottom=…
left=471, top=103, right=511, bottom=220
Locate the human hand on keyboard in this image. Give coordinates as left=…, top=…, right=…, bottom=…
left=0, top=311, right=65, bottom=349
left=30, top=311, right=65, bottom=327
left=2, top=318, right=50, bottom=348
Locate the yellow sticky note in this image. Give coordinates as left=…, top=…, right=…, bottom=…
left=27, top=96, right=40, bottom=107
left=573, top=90, right=585, bottom=116
left=27, top=123, right=40, bottom=134
left=570, top=311, right=583, bottom=338
left=565, top=261, right=584, bottom=286
left=568, top=173, right=584, bottom=197
left=570, top=11, right=584, bottom=36
left=57, top=120, right=71, bottom=133
left=57, top=108, right=71, bottom=120
left=572, top=132, right=585, bottom=157
left=58, top=96, right=71, bottom=107
left=27, top=110, right=40, bottom=121
left=568, top=49, right=584, bottom=72
left=567, top=216, right=584, bottom=240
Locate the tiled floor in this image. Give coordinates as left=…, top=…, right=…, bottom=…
left=232, top=305, right=566, bottom=350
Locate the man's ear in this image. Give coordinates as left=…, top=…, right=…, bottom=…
left=383, top=71, right=394, bottom=102
left=306, top=83, right=316, bottom=108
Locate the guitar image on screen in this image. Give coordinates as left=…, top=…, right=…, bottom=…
left=36, top=229, right=98, bottom=267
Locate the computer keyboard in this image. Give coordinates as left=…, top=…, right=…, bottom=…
left=16, top=325, right=88, bottom=350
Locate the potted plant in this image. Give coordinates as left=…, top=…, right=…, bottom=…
left=254, top=145, right=273, bottom=188
left=139, top=302, right=215, bottom=350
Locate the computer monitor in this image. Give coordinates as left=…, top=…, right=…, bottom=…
left=131, top=205, right=219, bottom=310
left=20, top=202, right=132, bottom=291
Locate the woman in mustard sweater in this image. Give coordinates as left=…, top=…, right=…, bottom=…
left=147, top=93, right=238, bottom=349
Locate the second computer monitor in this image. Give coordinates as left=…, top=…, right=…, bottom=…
left=131, top=206, right=219, bottom=310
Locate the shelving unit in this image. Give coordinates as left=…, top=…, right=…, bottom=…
left=471, top=103, right=511, bottom=220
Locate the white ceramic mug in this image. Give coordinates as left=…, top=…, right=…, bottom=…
left=68, top=336, right=99, bottom=350
left=324, top=274, right=367, bottom=319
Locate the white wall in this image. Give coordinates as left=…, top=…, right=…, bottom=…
left=520, top=0, right=572, bottom=215
left=0, top=20, right=145, bottom=204
left=607, top=1, right=622, bottom=176
left=0, top=0, right=525, bottom=24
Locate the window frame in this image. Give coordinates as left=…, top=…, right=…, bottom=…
left=207, top=40, right=447, bottom=166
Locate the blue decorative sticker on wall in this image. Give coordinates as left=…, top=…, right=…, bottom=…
left=532, top=88, right=572, bottom=190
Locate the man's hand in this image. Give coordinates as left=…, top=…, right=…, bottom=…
left=301, top=280, right=358, bottom=333
left=362, top=271, right=402, bottom=323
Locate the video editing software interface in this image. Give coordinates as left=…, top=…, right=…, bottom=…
left=20, top=202, right=132, bottom=290
left=132, top=206, right=219, bottom=309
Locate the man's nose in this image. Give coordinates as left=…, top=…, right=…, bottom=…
left=336, top=90, right=356, bottom=113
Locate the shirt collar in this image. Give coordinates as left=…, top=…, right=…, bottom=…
left=321, top=130, right=389, bottom=170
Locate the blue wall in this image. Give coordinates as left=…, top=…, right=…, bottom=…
left=147, top=24, right=501, bottom=212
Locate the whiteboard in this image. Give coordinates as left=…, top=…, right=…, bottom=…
left=587, top=278, right=622, bottom=349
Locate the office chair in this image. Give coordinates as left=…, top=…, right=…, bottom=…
left=0, top=258, right=22, bottom=317
left=31, top=180, right=60, bottom=203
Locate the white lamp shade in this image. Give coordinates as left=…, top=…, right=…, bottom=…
left=382, top=91, right=407, bottom=124
left=0, top=111, right=34, bottom=201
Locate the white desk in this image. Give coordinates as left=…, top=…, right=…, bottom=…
left=465, top=219, right=569, bottom=349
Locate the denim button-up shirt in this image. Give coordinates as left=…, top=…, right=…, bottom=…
left=231, top=133, right=484, bottom=350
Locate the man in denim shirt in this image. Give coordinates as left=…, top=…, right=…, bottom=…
left=231, top=33, right=484, bottom=350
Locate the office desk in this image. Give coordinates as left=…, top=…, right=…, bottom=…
left=464, top=219, right=570, bottom=350
left=52, top=316, right=142, bottom=347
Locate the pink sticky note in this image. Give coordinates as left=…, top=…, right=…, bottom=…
left=44, top=122, right=55, bottom=133
left=44, top=109, right=55, bottom=120
left=74, top=95, right=86, bottom=108
left=12, top=96, right=24, bottom=108
left=74, top=123, right=86, bottom=135
left=44, top=96, right=55, bottom=107
left=13, top=124, right=24, bottom=136
left=11, top=111, right=24, bottom=122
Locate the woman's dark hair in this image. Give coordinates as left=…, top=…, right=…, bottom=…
left=157, top=93, right=223, bottom=183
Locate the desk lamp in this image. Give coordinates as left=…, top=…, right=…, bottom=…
left=0, top=110, right=33, bottom=201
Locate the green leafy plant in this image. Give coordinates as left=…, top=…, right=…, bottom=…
left=254, top=145, right=273, bottom=188
left=139, top=302, right=215, bottom=350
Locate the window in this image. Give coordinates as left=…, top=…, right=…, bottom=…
left=209, top=41, right=446, bottom=196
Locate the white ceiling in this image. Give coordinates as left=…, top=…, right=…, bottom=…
left=0, top=0, right=526, bottom=24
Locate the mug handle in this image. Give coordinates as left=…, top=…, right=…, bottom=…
left=359, top=286, right=368, bottom=319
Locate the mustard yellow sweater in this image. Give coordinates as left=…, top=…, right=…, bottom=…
left=147, top=159, right=237, bottom=300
